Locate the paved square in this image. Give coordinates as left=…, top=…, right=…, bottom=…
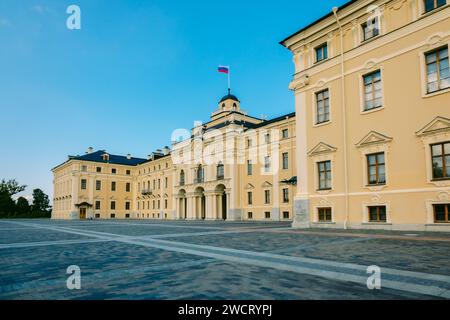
left=0, top=219, right=449, bottom=300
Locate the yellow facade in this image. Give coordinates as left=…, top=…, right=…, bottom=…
left=52, top=95, right=297, bottom=222
left=281, top=0, right=450, bottom=231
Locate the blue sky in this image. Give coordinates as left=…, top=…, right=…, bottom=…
left=0, top=0, right=348, bottom=201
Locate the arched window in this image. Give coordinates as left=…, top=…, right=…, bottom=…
left=233, top=103, right=237, bottom=110
left=217, top=162, right=224, bottom=180
left=180, top=170, right=185, bottom=186
left=222, top=103, right=225, bottom=110
left=196, top=165, right=204, bottom=183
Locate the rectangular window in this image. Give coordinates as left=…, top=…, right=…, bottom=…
left=95, top=213, right=100, bottom=218
left=368, top=206, right=387, bottom=222
left=431, top=142, right=450, bottom=179
left=247, top=160, right=253, bottom=175
left=434, top=204, right=450, bottom=223
left=318, top=207, right=332, bottom=222
left=362, top=17, right=379, bottom=41
left=125, top=214, right=130, bottom=218
left=283, top=188, right=289, bottom=203
left=81, top=179, right=87, bottom=190
left=282, top=129, right=289, bottom=139
left=126, top=182, right=131, bottom=192
left=315, top=43, right=328, bottom=62
left=318, top=161, right=332, bottom=190
left=247, top=139, right=252, bottom=148
left=96, top=167, right=102, bottom=173
left=316, top=89, right=330, bottom=124
left=112, top=168, right=116, bottom=174
left=125, top=202, right=130, bottom=210
left=158, top=200, right=160, bottom=209
left=282, top=152, right=289, bottom=170
left=81, top=165, right=87, bottom=172
left=265, top=133, right=270, bottom=144
left=265, top=211, right=271, bottom=219
left=111, top=181, right=116, bottom=191
left=264, top=156, right=271, bottom=173
left=95, top=201, right=101, bottom=210
left=264, top=190, right=270, bottom=204
left=110, top=201, right=116, bottom=210
left=153, top=200, right=155, bottom=209
left=158, top=179, right=161, bottom=189
left=248, top=192, right=253, bottom=205
left=126, top=170, right=131, bottom=175
left=96, top=180, right=101, bottom=191
left=424, top=0, right=447, bottom=13
left=165, top=177, right=168, bottom=188
left=367, top=152, right=386, bottom=185
left=165, top=199, right=168, bottom=209
left=248, top=212, right=253, bottom=219
left=283, top=211, right=290, bottom=219
left=363, top=70, right=382, bottom=111
left=110, top=213, right=115, bottom=219
left=426, top=46, right=449, bottom=93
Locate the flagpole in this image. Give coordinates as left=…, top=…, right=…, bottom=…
left=228, top=67, right=231, bottom=94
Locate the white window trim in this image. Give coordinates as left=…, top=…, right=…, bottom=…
left=359, top=6, right=384, bottom=44
left=361, top=198, right=391, bottom=224
left=425, top=191, right=450, bottom=224
left=359, top=66, right=386, bottom=115
left=313, top=204, right=335, bottom=224
left=418, top=38, right=450, bottom=98
left=312, top=87, right=332, bottom=127
left=358, top=144, right=390, bottom=192
left=312, top=154, right=335, bottom=194
left=313, top=40, right=330, bottom=64
left=418, top=0, right=450, bottom=16
left=418, top=132, right=450, bottom=187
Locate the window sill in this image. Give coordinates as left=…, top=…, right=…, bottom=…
left=317, top=188, right=332, bottom=192
left=314, top=58, right=329, bottom=66
left=366, top=183, right=386, bottom=187
left=361, top=34, right=382, bottom=45
left=363, top=222, right=391, bottom=225
left=431, top=178, right=450, bottom=182
left=361, top=106, right=384, bottom=115
left=313, top=120, right=331, bottom=128
left=423, top=87, right=450, bottom=98
left=313, top=221, right=335, bottom=224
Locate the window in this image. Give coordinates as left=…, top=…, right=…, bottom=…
left=318, top=161, right=332, bottom=190
left=165, top=177, right=168, bottom=188
left=158, top=200, right=160, bottom=209
left=111, top=181, right=116, bottom=191
left=180, top=170, right=185, bottom=186
left=283, top=211, right=290, bottom=219
left=316, top=89, right=330, bottom=124
left=125, top=214, right=130, bottom=219
left=96, top=167, right=102, bottom=173
left=110, top=201, right=116, bottom=210
left=95, top=213, right=100, bottom=218
left=247, top=192, right=253, bottom=205
left=368, top=206, right=387, bottom=222
left=247, top=160, right=253, bottom=175
left=248, top=212, right=253, bottom=219
left=110, top=213, right=115, bottom=219
left=264, top=190, right=270, bottom=204
left=125, top=202, right=130, bottom=210
left=282, top=129, right=289, bottom=139
left=153, top=200, right=155, bottom=209
left=424, top=0, right=447, bottom=13
left=431, top=142, right=450, bottom=179
left=95, top=201, right=101, bottom=210
left=126, top=170, right=131, bottom=175
left=217, top=162, right=224, bottom=179
left=158, top=179, right=161, bottom=189
left=81, top=165, right=87, bottom=172
left=318, top=207, right=332, bottom=222
left=264, top=156, right=271, bottom=173
left=165, top=199, right=168, bottom=209
left=126, top=182, right=131, bottom=192
left=363, top=70, right=382, bottom=111
left=81, top=179, right=87, bottom=190
left=247, top=139, right=252, bottom=148
left=367, top=153, right=386, bottom=185
left=315, top=43, right=328, bottom=62
left=96, top=180, right=101, bottom=191
left=112, top=168, right=117, bottom=174
left=283, top=188, right=289, bottom=203
left=362, top=17, right=379, bottom=41
left=282, top=152, right=289, bottom=170
left=426, top=46, right=449, bottom=93
left=434, top=204, right=450, bottom=223
left=196, top=165, right=204, bottom=183
left=265, top=133, right=270, bottom=144
left=265, top=211, right=271, bottom=219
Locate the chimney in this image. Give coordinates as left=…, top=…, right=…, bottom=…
left=86, top=147, right=94, bottom=154
left=126, top=154, right=131, bottom=160
left=148, top=154, right=153, bottom=160
left=162, top=146, right=170, bottom=156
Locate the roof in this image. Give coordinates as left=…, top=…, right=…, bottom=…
left=53, top=150, right=148, bottom=170
left=249, top=112, right=296, bottom=129
left=279, top=0, right=356, bottom=47
left=219, top=94, right=240, bottom=103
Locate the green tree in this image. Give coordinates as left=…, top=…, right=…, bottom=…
left=0, top=179, right=26, bottom=217
left=16, top=197, right=31, bottom=216
left=31, top=188, right=51, bottom=216
left=0, top=179, right=26, bottom=196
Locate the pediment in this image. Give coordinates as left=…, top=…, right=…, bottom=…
left=308, top=142, right=337, bottom=156
left=416, top=117, right=450, bottom=137
left=261, top=181, right=273, bottom=188
left=244, top=183, right=255, bottom=190
left=356, top=131, right=392, bottom=148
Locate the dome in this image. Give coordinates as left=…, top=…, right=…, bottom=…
left=219, top=93, right=240, bottom=103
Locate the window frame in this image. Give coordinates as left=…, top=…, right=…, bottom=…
left=315, top=89, right=330, bottom=125
left=362, top=70, right=383, bottom=112
left=317, top=160, right=332, bottom=191
left=318, top=207, right=332, bottom=222
left=315, top=42, right=328, bottom=63
left=282, top=188, right=289, bottom=203
left=368, top=205, right=387, bottom=223
left=264, top=190, right=271, bottom=204
left=425, top=46, right=450, bottom=94
left=431, top=141, right=450, bottom=180
left=366, top=152, right=386, bottom=185
left=361, top=17, right=380, bottom=42
left=423, top=0, right=447, bottom=14
left=282, top=152, right=289, bottom=170
left=433, top=203, right=450, bottom=223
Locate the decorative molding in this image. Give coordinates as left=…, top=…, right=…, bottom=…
left=355, top=131, right=393, bottom=148
left=308, top=142, right=338, bottom=157
left=416, top=116, right=450, bottom=137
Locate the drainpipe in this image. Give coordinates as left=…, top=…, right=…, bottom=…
left=333, top=7, right=350, bottom=230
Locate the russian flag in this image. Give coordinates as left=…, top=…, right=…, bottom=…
left=218, top=66, right=229, bottom=74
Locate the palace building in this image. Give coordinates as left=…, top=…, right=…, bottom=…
left=52, top=93, right=297, bottom=221
left=281, top=0, right=450, bottom=231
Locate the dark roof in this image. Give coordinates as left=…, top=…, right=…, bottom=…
left=249, top=112, right=296, bottom=129
left=219, top=94, right=240, bottom=103
left=280, top=0, right=356, bottom=46
left=70, top=150, right=147, bottom=166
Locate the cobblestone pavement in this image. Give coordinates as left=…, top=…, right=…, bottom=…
left=0, top=219, right=449, bottom=300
